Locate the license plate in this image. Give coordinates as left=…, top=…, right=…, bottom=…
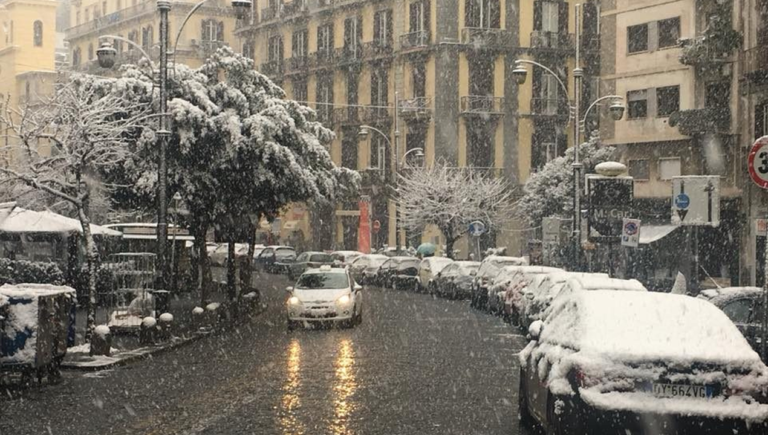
left=650, top=383, right=715, bottom=399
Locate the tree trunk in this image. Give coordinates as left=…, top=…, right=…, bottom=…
left=77, top=196, right=98, bottom=343
left=446, top=237, right=457, bottom=260
left=240, top=223, right=256, bottom=297
left=192, top=219, right=212, bottom=305
left=226, top=239, right=237, bottom=303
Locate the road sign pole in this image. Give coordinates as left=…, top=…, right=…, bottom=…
left=763, top=217, right=768, bottom=362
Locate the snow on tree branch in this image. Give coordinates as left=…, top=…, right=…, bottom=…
left=517, top=134, right=616, bottom=227
left=397, top=163, right=517, bottom=257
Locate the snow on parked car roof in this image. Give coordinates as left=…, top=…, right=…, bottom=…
left=422, top=257, right=453, bottom=271
left=542, top=290, right=761, bottom=366
left=564, top=275, right=647, bottom=293
left=697, top=287, right=763, bottom=304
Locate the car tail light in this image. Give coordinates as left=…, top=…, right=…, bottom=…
left=572, top=368, right=598, bottom=389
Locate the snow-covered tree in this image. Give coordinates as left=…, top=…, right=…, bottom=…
left=0, top=78, right=151, bottom=341
left=102, top=48, right=358, bottom=305
left=398, top=163, right=517, bottom=258
left=517, top=135, right=616, bottom=227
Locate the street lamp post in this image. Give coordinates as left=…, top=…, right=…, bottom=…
left=98, top=0, right=252, bottom=290
left=512, top=4, right=625, bottom=271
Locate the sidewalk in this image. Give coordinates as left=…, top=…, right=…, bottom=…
left=64, top=286, right=236, bottom=371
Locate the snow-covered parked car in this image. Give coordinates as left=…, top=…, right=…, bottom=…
left=698, top=287, right=765, bottom=355
left=521, top=272, right=610, bottom=330
left=285, top=266, right=363, bottom=330
left=331, top=250, right=363, bottom=268
left=349, top=254, right=389, bottom=285
left=470, top=255, right=528, bottom=309
left=519, top=290, right=768, bottom=435
left=486, top=265, right=561, bottom=318
left=418, top=257, right=454, bottom=293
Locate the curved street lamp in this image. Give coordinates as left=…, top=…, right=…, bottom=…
left=95, top=0, right=253, bottom=291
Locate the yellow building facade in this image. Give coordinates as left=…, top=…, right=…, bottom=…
left=236, top=0, right=586, bottom=255
left=0, top=0, right=59, bottom=166
left=66, top=0, right=238, bottom=72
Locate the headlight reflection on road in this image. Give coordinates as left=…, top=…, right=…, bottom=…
left=331, top=338, right=357, bottom=435
left=279, top=338, right=306, bottom=434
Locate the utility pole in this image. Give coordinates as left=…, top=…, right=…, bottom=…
left=156, top=0, right=171, bottom=290
left=394, top=91, right=401, bottom=252
left=572, top=3, right=583, bottom=270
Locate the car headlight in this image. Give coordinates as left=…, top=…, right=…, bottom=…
left=336, top=294, right=351, bottom=305
left=288, top=296, right=301, bottom=306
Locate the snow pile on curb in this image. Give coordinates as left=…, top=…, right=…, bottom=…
left=205, top=303, right=220, bottom=311
left=159, top=313, right=174, bottom=322
left=68, top=344, right=120, bottom=355
left=192, top=307, right=204, bottom=315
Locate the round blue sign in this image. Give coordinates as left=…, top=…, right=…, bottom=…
left=675, top=193, right=690, bottom=210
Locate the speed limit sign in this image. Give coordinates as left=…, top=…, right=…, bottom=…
left=748, top=136, right=768, bottom=190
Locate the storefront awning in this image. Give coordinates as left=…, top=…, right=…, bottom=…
left=639, top=225, right=678, bottom=245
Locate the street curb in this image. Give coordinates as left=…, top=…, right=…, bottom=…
left=61, top=307, right=267, bottom=372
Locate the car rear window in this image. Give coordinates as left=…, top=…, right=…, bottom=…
left=310, top=254, right=333, bottom=263
left=397, top=259, right=421, bottom=270
left=296, top=272, right=349, bottom=290
left=275, top=249, right=296, bottom=259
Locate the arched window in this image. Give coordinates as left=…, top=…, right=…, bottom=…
left=33, top=20, right=43, bottom=47
left=88, top=43, right=93, bottom=61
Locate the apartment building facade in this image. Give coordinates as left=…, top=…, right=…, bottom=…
left=598, top=0, right=743, bottom=289
left=236, top=0, right=586, bottom=253
left=0, top=0, right=59, bottom=167
left=66, top=0, right=238, bottom=72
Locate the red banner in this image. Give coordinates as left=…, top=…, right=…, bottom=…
left=358, top=200, right=371, bottom=254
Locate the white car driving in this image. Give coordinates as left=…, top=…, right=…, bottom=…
left=286, top=266, right=363, bottom=330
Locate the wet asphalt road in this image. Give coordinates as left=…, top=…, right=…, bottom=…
left=1, top=273, right=531, bottom=435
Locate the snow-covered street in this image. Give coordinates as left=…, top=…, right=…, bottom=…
left=0, top=273, right=531, bottom=435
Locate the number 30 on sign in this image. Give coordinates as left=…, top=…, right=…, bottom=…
left=748, top=136, right=768, bottom=190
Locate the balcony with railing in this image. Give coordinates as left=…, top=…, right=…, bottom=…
left=282, top=0, right=309, bottom=18
left=310, top=49, right=335, bottom=69
left=333, top=106, right=361, bottom=125
left=259, top=60, right=284, bottom=77
left=529, top=31, right=574, bottom=51
left=336, top=45, right=366, bottom=66
left=365, top=40, right=394, bottom=58
left=261, top=6, right=279, bottom=23
left=400, top=31, right=431, bottom=51
left=398, top=97, right=432, bottom=119
left=461, top=28, right=512, bottom=49
left=460, top=96, right=505, bottom=116
left=286, top=55, right=309, bottom=75
left=66, top=1, right=156, bottom=39
left=361, top=105, right=392, bottom=124
left=742, top=46, right=768, bottom=82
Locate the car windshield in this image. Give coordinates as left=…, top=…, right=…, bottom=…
left=14, top=3, right=762, bottom=435
left=295, top=272, right=349, bottom=290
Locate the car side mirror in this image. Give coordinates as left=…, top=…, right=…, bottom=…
left=528, top=320, right=544, bottom=341
left=354, top=284, right=363, bottom=291
left=286, top=286, right=294, bottom=293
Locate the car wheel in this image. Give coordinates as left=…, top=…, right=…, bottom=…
left=518, top=368, right=534, bottom=427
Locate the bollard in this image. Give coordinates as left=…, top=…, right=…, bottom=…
left=139, top=316, right=157, bottom=345
left=191, top=306, right=205, bottom=330
left=205, top=302, right=221, bottom=327
left=90, top=325, right=112, bottom=356
left=158, top=313, right=174, bottom=341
